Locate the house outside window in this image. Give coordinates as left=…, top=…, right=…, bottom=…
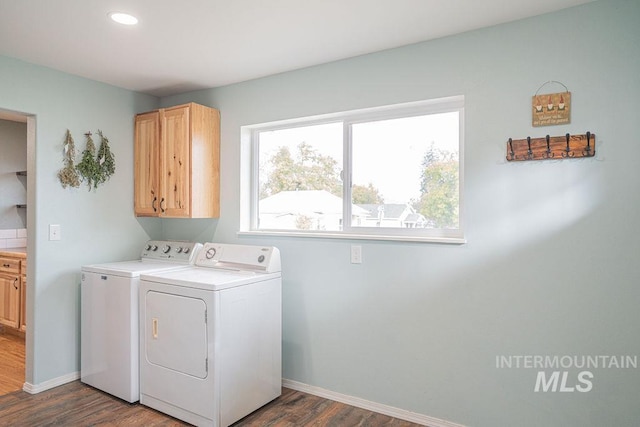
left=240, top=96, right=465, bottom=243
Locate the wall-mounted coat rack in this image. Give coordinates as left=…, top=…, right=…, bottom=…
left=506, top=132, right=595, bottom=162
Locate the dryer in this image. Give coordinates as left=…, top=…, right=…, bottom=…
left=81, top=240, right=202, bottom=403
left=139, top=243, right=282, bottom=427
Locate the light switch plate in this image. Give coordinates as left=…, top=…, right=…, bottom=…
left=49, top=224, right=61, bottom=241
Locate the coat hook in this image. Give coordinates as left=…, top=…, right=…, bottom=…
left=526, top=136, right=533, bottom=159
left=543, top=134, right=554, bottom=158
left=582, top=131, right=592, bottom=156
left=84, top=131, right=92, bottom=136
left=562, top=133, right=574, bottom=158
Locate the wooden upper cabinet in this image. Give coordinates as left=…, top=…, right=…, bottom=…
left=134, top=111, right=160, bottom=216
left=134, top=103, right=220, bottom=218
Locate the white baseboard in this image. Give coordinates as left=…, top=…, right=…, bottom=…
left=281, top=379, right=465, bottom=427
left=20, top=374, right=464, bottom=427
left=23, top=371, right=80, bottom=394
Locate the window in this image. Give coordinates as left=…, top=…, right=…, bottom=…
left=240, top=96, right=464, bottom=243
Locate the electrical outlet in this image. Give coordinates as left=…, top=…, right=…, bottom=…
left=350, top=245, right=362, bottom=264
left=49, top=224, right=61, bottom=241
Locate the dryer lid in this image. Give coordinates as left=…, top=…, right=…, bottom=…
left=140, top=267, right=280, bottom=291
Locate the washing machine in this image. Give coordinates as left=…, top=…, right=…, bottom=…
left=139, top=243, right=282, bottom=427
left=81, top=240, right=202, bottom=403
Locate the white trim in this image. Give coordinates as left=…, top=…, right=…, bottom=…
left=241, top=96, right=465, bottom=243
left=282, top=379, right=466, bottom=427
left=245, top=96, right=464, bottom=131
left=237, top=230, right=466, bottom=244
left=22, top=371, right=80, bottom=394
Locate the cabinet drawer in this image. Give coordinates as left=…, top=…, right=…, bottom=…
left=0, top=257, right=20, bottom=274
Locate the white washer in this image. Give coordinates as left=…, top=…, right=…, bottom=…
left=139, top=243, right=282, bottom=427
left=81, top=240, right=202, bottom=403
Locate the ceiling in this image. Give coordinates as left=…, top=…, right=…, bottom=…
left=0, top=0, right=593, bottom=98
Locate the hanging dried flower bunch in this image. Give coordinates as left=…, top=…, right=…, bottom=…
left=58, top=129, right=117, bottom=190
left=76, top=132, right=100, bottom=190
left=96, top=129, right=115, bottom=185
left=57, top=129, right=81, bottom=188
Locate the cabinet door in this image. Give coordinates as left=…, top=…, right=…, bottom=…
left=190, top=103, right=220, bottom=218
left=0, top=274, right=20, bottom=329
left=20, top=275, right=26, bottom=331
left=134, top=111, right=161, bottom=216
left=160, top=105, right=191, bottom=217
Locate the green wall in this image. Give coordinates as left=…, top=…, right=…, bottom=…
left=162, top=0, right=640, bottom=425
left=0, top=56, right=161, bottom=386
left=1, top=0, right=638, bottom=425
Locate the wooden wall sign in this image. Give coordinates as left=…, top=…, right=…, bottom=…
left=532, top=91, right=571, bottom=127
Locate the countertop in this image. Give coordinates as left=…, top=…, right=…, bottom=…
left=0, top=247, right=27, bottom=258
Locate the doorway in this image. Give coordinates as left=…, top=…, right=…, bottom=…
left=0, top=109, right=33, bottom=396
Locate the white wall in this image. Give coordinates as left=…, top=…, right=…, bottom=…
left=0, top=56, right=162, bottom=385
left=0, top=119, right=27, bottom=229
left=161, top=0, right=640, bottom=425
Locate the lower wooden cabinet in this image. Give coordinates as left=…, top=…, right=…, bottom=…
left=20, top=274, right=26, bottom=331
left=0, top=254, right=26, bottom=331
left=0, top=272, right=20, bottom=329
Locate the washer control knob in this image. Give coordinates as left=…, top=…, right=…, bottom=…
left=205, top=247, right=217, bottom=259
left=258, top=255, right=265, bottom=263
left=162, top=245, right=171, bottom=254
left=183, top=247, right=190, bottom=254
left=145, top=244, right=152, bottom=251
left=151, top=245, right=158, bottom=251
left=175, top=247, right=183, bottom=253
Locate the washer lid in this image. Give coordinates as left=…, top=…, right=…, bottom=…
left=140, top=267, right=281, bottom=290
left=81, top=260, right=192, bottom=278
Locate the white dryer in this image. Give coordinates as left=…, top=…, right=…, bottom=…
left=139, top=243, right=282, bottom=427
left=81, top=240, right=202, bottom=403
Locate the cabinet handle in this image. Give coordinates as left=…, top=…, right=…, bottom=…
left=13, top=277, right=18, bottom=290
left=3, top=264, right=9, bottom=268
left=160, top=198, right=166, bottom=213
left=152, top=196, right=157, bottom=212
left=152, top=317, right=159, bottom=339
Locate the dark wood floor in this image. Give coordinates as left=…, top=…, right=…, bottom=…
left=0, top=330, right=421, bottom=426
left=0, top=380, right=422, bottom=427
left=0, top=330, right=25, bottom=395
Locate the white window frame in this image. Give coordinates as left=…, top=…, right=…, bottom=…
left=239, top=96, right=465, bottom=244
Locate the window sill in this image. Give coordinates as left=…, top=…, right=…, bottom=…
left=237, top=230, right=466, bottom=244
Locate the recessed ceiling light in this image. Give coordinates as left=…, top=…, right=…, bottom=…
left=109, top=12, right=138, bottom=25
